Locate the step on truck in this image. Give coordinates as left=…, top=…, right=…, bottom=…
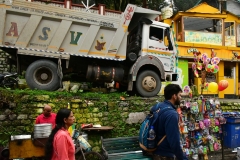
left=0, top=0, right=178, bottom=97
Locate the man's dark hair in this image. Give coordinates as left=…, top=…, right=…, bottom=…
left=164, top=84, right=182, bottom=100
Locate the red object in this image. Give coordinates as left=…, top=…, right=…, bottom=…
left=218, top=80, right=229, bottom=91
left=115, top=82, right=119, bottom=89
left=35, top=113, right=56, bottom=128
left=81, top=123, right=93, bottom=129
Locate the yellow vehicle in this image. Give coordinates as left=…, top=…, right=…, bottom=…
left=8, top=135, right=46, bottom=159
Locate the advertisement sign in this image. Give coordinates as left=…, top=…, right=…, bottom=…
left=225, top=36, right=236, bottom=47
left=159, top=59, right=189, bottom=95
left=185, top=31, right=222, bottom=46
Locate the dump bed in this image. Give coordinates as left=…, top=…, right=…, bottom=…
left=0, top=0, right=161, bottom=61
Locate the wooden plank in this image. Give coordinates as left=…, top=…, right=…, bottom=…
left=103, top=144, right=139, bottom=149
left=102, top=136, right=138, bottom=142
left=82, top=126, right=113, bottom=131
left=103, top=139, right=139, bottom=145
left=0, top=8, right=6, bottom=45
left=108, top=152, right=152, bottom=160
left=107, top=148, right=140, bottom=154
left=78, top=24, right=100, bottom=55
left=15, top=14, right=42, bottom=48
left=47, top=19, right=72, bottom=52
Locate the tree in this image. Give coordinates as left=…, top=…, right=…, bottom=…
left=173, top=0, right=199, bottom=12
left=173, top=0, right=219, bottom=12
left=94, top=0, right=168, bottom=12
left=147, top=0, right=169, bottom=11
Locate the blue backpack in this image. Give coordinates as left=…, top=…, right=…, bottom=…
left=139, top=102, right=171, bottom=153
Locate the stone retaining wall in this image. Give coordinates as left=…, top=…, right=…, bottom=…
left=0, top=90, right=158, bottom=152
left=0, top=89, right=238, bottom=159
left=0, top=51, right=9, bottom=73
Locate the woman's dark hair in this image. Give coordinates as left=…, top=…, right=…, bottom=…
left=164, top=84, right=182, bottom=100
left=45, top=108, right=71, bottom=160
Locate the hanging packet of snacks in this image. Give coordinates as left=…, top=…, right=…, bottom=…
left=179, top=96, right=226, bottom=160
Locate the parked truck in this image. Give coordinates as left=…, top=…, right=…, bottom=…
left=0, top=0, right=177, bottom=97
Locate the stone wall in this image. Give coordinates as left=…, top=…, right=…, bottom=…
left=0, top=50, right=9, bottom=73
left=0, top=89, right=159, bottom=152
left=0, top=89, right=238, bottom=160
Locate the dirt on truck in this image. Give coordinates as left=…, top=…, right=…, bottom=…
left=0, top=0, right=178, bottom=97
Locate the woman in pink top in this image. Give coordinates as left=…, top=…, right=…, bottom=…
left=45, top=108, right=75, bottom=160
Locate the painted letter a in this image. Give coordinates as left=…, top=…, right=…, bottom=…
left=6, top=22, right=18, bottom=37
left=70, top=31, right=82, bottom=45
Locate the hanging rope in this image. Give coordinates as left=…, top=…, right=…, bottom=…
left=57, top=56, right=63, bottom=88
left=170, top=21, right=179, bottom=79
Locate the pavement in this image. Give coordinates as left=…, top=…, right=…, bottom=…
left=207, top=148, right=237, bottom=160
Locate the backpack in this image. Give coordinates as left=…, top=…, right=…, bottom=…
left=139, top=102, right=172, bottom=154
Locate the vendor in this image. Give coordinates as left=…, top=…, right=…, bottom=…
left=35, top=104, right=56, bottom=128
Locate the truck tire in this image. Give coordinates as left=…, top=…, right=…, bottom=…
left=136, top=70, right=161, bottom=97
left=26, top=60, right=60, bottom=91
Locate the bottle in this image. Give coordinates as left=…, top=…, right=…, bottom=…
left=148, top=126, right=156, bottom=148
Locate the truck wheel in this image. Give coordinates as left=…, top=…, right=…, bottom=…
left=26, top=60, right=60, bottom=91
left=136, top=70, right=161, bottom=97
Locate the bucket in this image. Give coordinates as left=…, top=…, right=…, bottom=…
left=77, top=135, right=91, bottom=152
left=34, top=123, right=52, bottom=138
left=82, top=132, right=88, bottom=141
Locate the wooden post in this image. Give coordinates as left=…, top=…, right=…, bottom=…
left=181, top=16, right=184, bottom=42
left=222, top=19, right=225, bottom=46
left=143, top=0, right=147, bottom=8
left=65, top=0, right=72, bottom=9
left=98, top=4, right=105, bottom=15
left=235, top=21, right=237, bottom=47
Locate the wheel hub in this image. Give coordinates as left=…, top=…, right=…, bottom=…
left=33, top=67, right=53, bottom=85
left=41, top=73, right=48, bottom=80
left=142, top=76, right=156, bottom=92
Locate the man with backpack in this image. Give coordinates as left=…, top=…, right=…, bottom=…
left=152, top=84, right=188, bottom=160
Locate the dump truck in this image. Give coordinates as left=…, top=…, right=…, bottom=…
left=0, top=0, right=177, bottom=97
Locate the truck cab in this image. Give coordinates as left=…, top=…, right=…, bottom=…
left=126, top=20, right=177, bottom=97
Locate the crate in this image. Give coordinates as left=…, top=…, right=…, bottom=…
left=223, top=118, right=240, bottom=148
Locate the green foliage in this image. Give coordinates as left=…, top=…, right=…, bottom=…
left=173, top=0, right=199, bottom=12
left=0, top=88, right=161, bottom=149
left=147, top=0, right=169, bottom=11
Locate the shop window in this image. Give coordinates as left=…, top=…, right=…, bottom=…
left=237, top=24, right=240, bottom=47
left=224, top=62, right=235, bottom=78
left=225, top=22, right=236, bottom=47
left=225, top=22, right=235, bottom=36
left=184, top=17, right=222, bottom=33
left=183, top=17, right=222, bottom=45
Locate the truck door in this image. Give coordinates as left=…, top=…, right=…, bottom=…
left=148, top=26, right=169, bottom=51
left=146, top=26, right=174, bottom=72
